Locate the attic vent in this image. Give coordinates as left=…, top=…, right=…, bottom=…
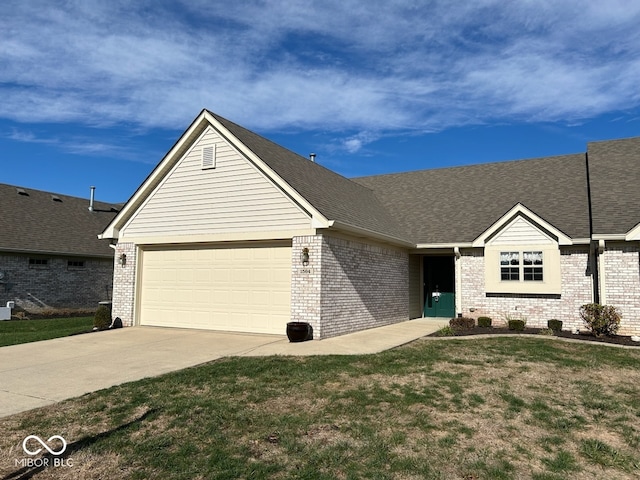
left=202, top=145, right=216, bottom=169
left=16, top=188, right=29, bottom=196
left=51, top=195, right=62, bottom=202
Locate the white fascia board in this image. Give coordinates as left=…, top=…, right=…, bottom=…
left=203, top=111, right=331, bottom=229
left=97, top=229, right=119, bottom=240
left=326, top=221, right=415, bottom=248
left=471, top=203, right=573, bottom=247
left=569, top=238, right=592, bottom=245
left=413, top=243, right=473, bottom=250
left=593, top=233, right=629, bottom=241
left=100, top=110, right=211, bottom=239
left=625, top=222, right=640, bottom=241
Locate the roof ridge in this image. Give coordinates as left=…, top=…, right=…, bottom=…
left=0, top=182, right=121, bottom=207
left=352, top=152, right=585, bottom=181
left=587, top=135, right=640, bottom=147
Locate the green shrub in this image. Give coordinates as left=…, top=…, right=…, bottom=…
left=477, top=316, right=492, bottom=327
left=579, top=303, right=621, bottom=337
left=94, top=305, right=112, bottom=330
left=547, top=319, right=563, bottom=332
left=507, top=319, right=526, bottom=331
left=436, top=326, right=456, bottom=337
left=538, top=328, right=554, bottom=336
left=449, top=317, right=475, bottom=330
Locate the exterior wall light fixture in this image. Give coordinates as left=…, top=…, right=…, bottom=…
left=119, top=253, right=127, bottom=266
left=301, top=248, right=310, bottom=266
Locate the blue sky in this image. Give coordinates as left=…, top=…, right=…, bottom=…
left=1, top=0, right=640, bottom=203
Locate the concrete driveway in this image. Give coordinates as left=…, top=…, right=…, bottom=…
left=0, top=327, right=284, bottom=418
left=0, top=318, right=447, bottom=418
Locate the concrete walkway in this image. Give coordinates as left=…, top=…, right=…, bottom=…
left=0, top=318, right=447, bottom=418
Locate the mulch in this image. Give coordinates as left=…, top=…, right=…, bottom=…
left=429, top=326, right=640, bottom=347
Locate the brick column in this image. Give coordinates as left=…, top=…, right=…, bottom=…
left=111, top=242, right=137, bottom=326
left=291, top=235, right=323, bottom=337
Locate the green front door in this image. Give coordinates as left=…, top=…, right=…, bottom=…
left=423, top=256, right=456, bottom=318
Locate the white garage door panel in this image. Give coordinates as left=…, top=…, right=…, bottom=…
left=139, top=244, right=291, bottom=334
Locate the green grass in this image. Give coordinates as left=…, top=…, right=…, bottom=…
left=2, top=337, right=640, bottom=479
left=0, top=316, right=94, bottom=346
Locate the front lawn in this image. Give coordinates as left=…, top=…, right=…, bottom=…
left=0, top=316, right=93, bottom=347
left=1, top=337, right=640, bottom=479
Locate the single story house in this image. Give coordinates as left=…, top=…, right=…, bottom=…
left=100, top=110, right=640, bottom=338
left=0, top=184, right=119, bottom=315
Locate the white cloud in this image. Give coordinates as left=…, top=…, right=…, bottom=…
left=341, top=132, right=381, bottom=154
left=1, top=0, right=640, bottom=154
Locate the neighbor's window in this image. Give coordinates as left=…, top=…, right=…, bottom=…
left=67, top=260, right=85, bottom=268
left=28, top=258, right=48, bottom=267
left=500, top=251, right=543, bottom=282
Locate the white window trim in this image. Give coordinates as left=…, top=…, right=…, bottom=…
left=485, top=243, right=562, bottom=295
left=500, top=250, right=544, bottom=282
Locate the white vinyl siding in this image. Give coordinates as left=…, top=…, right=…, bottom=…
left=138, top=243, right=291, bottom=334
left=489, top=216, right=554, bottom=246
left=121, top=127, right=311, bottom=237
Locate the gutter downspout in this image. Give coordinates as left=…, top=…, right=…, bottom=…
left=597, top=239, right=606, bottom=305
left=585, top=152, right=599, bottom=304
left=454, top=247, right=462, bottom=317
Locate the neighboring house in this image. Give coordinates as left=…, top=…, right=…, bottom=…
left=100, top=110, right=640, bottom=338
left=0, top=184, right=119, bottom=314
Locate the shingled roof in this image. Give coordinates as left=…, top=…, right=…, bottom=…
left=208, top=111, right=408, bottom=243
left=0, top=184, right=119, bottom=257
left=587, top=136, right=640, bottom=236
left=102, top=109, right=639, bottom=248
left=353, top=154, right=592, bottom=244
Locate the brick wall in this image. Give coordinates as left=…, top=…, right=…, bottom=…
left=0, top=252, right=113, bottom=313
left=603, top=243, right=640, bottom=335
left=460, top=246, right=593, bottom=331
left=291, top=234, right=409, bottom=339
left=111, top=243, right=137, bottom=326
left=320, top=235, right=408, bottom=338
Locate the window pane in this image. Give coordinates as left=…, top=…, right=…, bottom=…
left=501, top=267, right=519, bottom=281
left=533, top=267, right=543, bottom=280
left=524, top=267, right=543, bottom=281
left=524, top=251, right=542, bottom=265
left=500, top=252, right=519, bottom=265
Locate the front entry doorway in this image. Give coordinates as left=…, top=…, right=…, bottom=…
left=423, top=256, right=455, bottom=318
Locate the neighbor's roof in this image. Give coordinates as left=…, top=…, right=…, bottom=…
left=587, top=136, right=640, bottom=236
left=353, top=154, right=592, bottom=244
left=208, top=111, right=408, bottom=243
left=0, top=184, right=119, bottom=257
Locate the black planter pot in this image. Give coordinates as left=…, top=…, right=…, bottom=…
left=286, top=322, right=312, bottom=342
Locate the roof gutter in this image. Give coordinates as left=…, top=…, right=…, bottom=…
left=0, top=247, right=113, bottom=259
left=591, top=234, right=628, bottom=241
left=327, top=221, right=415, bottom=248
left=414, top=242, right=473, bottom=250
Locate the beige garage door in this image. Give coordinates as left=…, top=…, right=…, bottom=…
left=139, top=243, right=291, bottom=334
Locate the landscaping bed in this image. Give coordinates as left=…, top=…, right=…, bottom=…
left=430, top=325, right=640, bottom=347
